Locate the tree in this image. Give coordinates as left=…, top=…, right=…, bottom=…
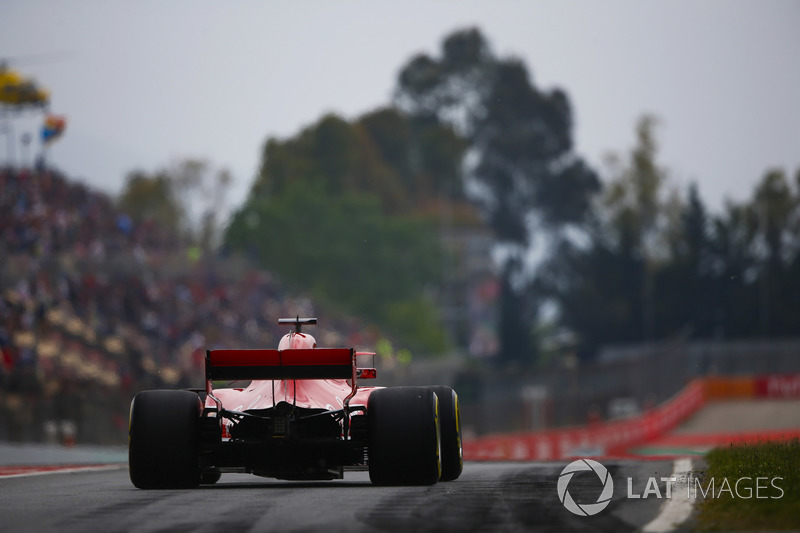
left=541, top=115, right=683, bottom=356
left=538, top=231, right=644, bottom=357
left=601, top=116, right=681, bottom=263
left=657, top=183, right=717, bottom=339
left=707, top=200, right=760, bottom=338
left=709, top=169, right=800, bottom=337
left=225, top=181, right=449, bottom=353
left=227, top=108, right=476, bottom=354
left=118, top=159, right=233, bottom=249
left=600, top=115, right=684, bottom=341
left=251, top=109, right=468, bottom=215
left=118, top=170, right=182, bottom=231
left=395, top=28, right=599, bottom=363
left=547, top=113, right=800, bottom=356
left=252, top=112, right=406, bottom=210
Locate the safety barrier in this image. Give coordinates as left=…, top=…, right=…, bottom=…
left=463, top=373, right=800, bottom=460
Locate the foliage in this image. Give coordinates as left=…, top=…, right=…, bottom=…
left=395, top=27, right=599, bottom=363
left=118, top=158, right=233, bottom=248
left=118, top=169, right=182, bottom=231
left=228, top=105, right=479, bottom=355
left=226, top=181, right=450, bottom=354
left=250, top=109, right=467, bottom=215
left=601, top=115, right=681, bottom=263
left=543, top=114, right=800, bottom=358
left=706, top=169, right=800, bottom=338
left=228, top=26, right=800, bottom=361
left=697, top=440, right=800, bottom=531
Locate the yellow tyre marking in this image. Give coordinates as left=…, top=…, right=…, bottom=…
left=435, top=395, right=442, bottom=479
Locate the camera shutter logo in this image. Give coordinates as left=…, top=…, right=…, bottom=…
left=557, top=459, right=614, bottom=516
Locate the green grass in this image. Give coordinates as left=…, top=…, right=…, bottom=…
left=696, top=439, right=800, bottom=531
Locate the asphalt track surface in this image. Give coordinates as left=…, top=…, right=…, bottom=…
left=0, top=460, right=694, bottom=533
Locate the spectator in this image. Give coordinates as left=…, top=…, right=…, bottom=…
left=0, top=167, right=385, bottom=445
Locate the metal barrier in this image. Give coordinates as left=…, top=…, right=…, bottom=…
left=464, top=373, right=800, bottom=461
left=459, top=339, right=800, bottom=436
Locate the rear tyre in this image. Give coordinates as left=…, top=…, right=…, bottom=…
left=368, top=386, right=441, bottom=485
left=200, top=470, right=222, bottom=485
left=429, top=385, right=463, bottom=481
left=129, top=390, right=201, bottom=489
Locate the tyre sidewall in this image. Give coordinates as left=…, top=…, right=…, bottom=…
left=129, top=389, right=201, bottom=489
left=368, top=386, right=441, bottom=485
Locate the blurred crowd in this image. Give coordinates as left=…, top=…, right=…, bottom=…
left=0, top=167, right=381, bottom=444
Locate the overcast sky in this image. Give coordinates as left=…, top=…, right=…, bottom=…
left=1, top=0, right=798, bottom=214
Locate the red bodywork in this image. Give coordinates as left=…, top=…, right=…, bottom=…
left=129, top=317, right=461, bottom=487
left=205, top=329, right=378, bottom=424
left=196, top=319, right=381, bottom=478
left=211, top=379, right=375, bottom=434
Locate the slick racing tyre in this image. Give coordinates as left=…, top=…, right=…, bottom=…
left=129, top=390, right=202, bottom=489
left=200, top=470, right=222, bottom=485
left=368, top=386, right=441, bottom=485
left=428, top=385, right=463, bottom=481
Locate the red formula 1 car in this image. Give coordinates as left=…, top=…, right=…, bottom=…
left=129, top=317, right=463, bottom=488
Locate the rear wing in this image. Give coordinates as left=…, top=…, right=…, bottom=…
left=206, top=348, right=377, bottom=383
left=205, top=347, right=376, bottom=439
left=207, top=348, right=355, bottom=381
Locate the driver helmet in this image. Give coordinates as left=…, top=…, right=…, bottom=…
left=278, top=332, right=317, bottom=350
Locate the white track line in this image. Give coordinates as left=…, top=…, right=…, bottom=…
left=642, top=458, right=694, bottom=532
left=0, top=464, right=124, bottom=480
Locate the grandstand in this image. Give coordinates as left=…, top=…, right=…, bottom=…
left=0, top=167, right=384, bottom=445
